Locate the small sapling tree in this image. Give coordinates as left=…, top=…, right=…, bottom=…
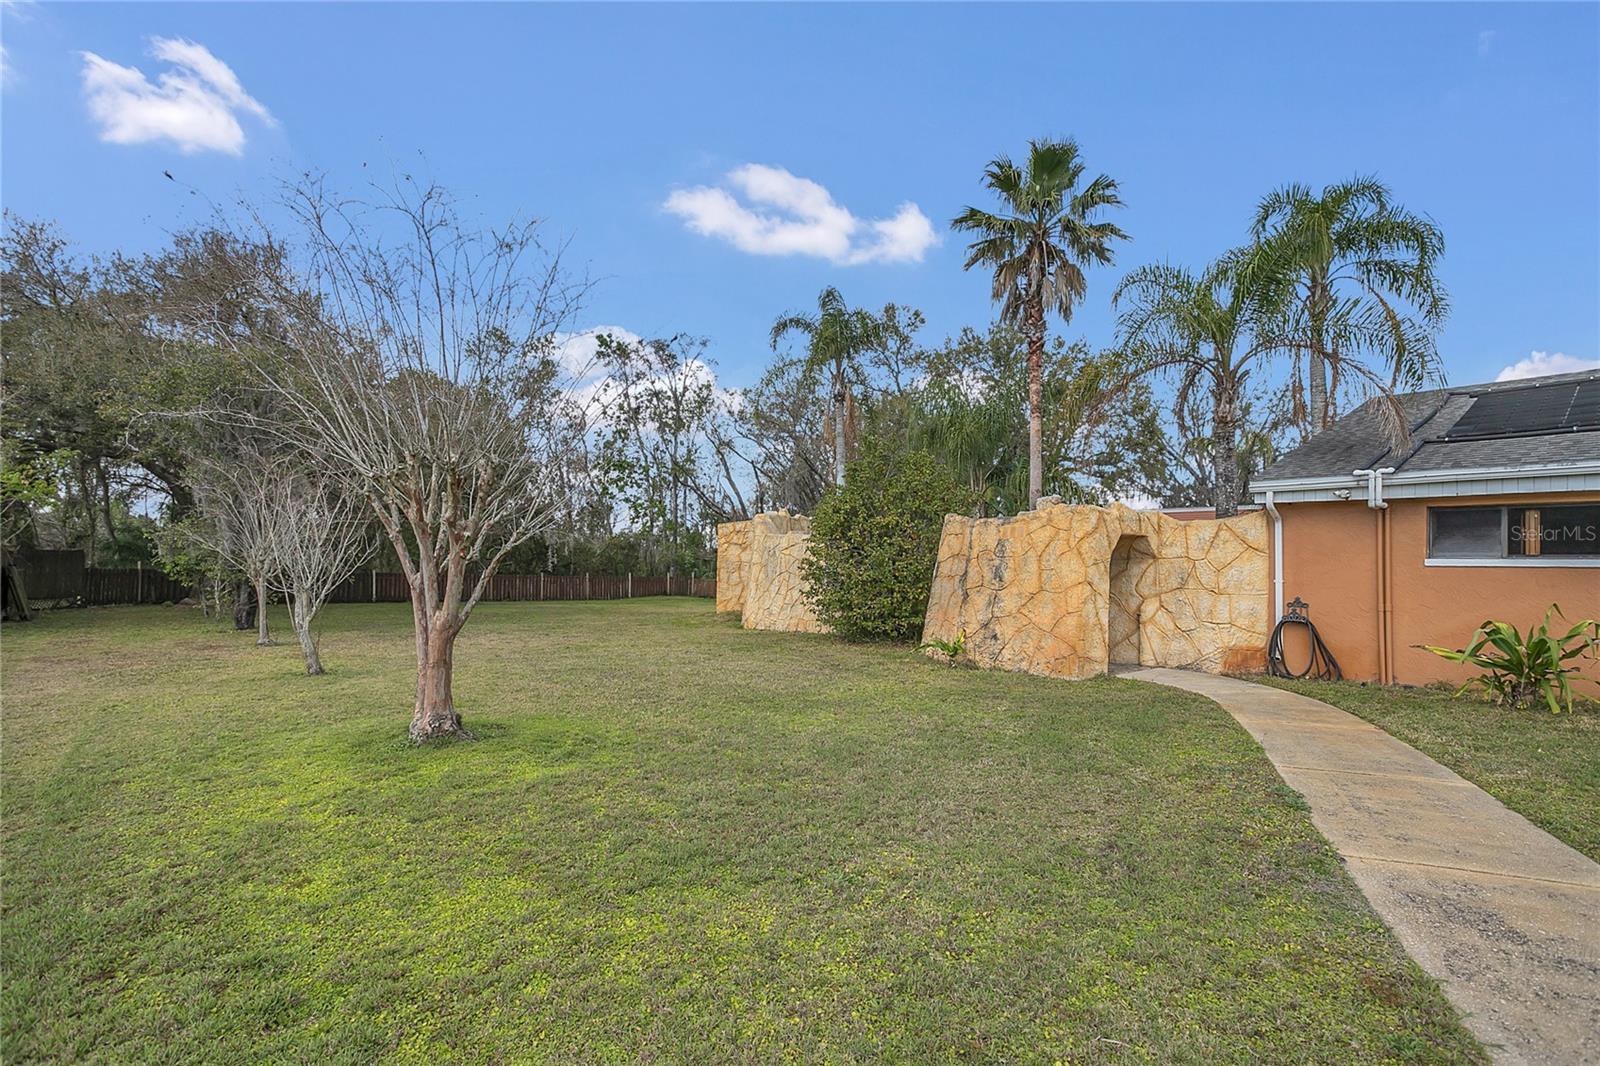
left=189, top=455, right=283, bottom=646
left=266, top=473, right=373, bottom=675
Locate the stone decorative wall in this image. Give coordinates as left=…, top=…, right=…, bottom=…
left=714, top=520, right=751, bottom=614
left=922, top=501, right=1269, bottom=679
left=717, top=512, right=830, bottom=634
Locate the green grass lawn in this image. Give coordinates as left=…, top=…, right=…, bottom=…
left=2, top=601, right=1481, bottom=1063
left=1254, top=676, right=1600, bottom=862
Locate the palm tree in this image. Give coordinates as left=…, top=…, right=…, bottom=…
left=1252, top=177, right=1447, bottom=436
left=770, top=287, right=885, bottom=486
left=952, top=138, right=1129, bottom=508
left=1113, top=249, right=1286, bottom=517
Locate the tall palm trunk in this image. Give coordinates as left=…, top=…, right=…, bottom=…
left=1025, top=295, right=1046, bottom=508
left=1212, top=377, right=1242, bottom=518
left=1308, top=273, right=1330, bottom=434
left=831, top=363, right=848, bottom=487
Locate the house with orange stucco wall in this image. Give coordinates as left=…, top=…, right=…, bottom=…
left=1250, top=369, right=1599, bottom=687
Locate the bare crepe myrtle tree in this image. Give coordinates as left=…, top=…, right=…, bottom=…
left=265, top=473, right=373, bottom=676
left=189, top=455, right=283, bottom=647
left=225, top=177, right=587, bottom=740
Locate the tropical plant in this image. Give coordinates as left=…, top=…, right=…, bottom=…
left=1420, top=605, right=1600, bottom=714
left=1252, top=177, right=1448, bottom=437
left=802, top=443, right=977, bottom=642
left=770, top=287, right=887, bottom=487
left=1112, top=247, right=1287, bottom=516
left=951, top=138, right=1129, bottom=507
left=919, top=630, right=967, bottom=666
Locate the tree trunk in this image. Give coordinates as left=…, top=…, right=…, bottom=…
left=290, top=592, right=324, bottom=675
left=98, top=463, right=121, bottom=555
left=78, top=461, right=97, bottom=564
left=1212, top=381, right=1241, bottom=519
left=233, top=580, right=256, bottom=631
left=1308, top=348, right=1328, bottom=435
left=832, top=370, right=848, bottom=487
left=254, top=574, right=274, bottom=645
left=1026, top=299, right=1046, bottom=509
left=1308, top=275, right=1330, bottom=435
left=410, top=623, right=468, bottom=741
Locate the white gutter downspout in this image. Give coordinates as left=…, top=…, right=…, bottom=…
left=1354, top=467, right=1396, bottom=510
left=1264, top=490, right=1284, bottom=623
left=1354, top=468, right=1397, bottom=683
left=1374, top=467, right=1395, bottom=508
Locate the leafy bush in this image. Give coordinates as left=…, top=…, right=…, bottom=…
left=152, top=515, right=227, bottom=589
left=802, top=444, right=976, bottom=642
left=1421, top=605, right=1600, bottom=713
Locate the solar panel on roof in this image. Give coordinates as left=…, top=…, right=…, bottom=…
left=1444, top=379, right=1600, bottom=441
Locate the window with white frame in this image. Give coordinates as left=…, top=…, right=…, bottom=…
left=1427, top=503, right=1600, bottom=561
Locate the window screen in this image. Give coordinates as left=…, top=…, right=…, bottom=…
left=1429, top=508, right=1502, bottom=558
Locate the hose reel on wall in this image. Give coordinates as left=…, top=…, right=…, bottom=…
left=1266, top=597, right=1343, bottom=681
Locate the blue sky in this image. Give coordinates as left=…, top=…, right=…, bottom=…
left=4, top=2, right=1597, bottom=391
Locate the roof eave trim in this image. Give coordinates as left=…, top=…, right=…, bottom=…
left=1251, top=459, right=1600, bottom=495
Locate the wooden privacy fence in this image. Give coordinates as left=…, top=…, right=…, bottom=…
left=326, top=571, right=715, bottom=604
left=73, top=567, right=712, bottom=607
left=13, top=549, right=87, bottom=601
left=82, top=566, right=192, bottom=606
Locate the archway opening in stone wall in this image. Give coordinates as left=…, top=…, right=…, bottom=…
left=1108, top=534, right=1155, bottom=667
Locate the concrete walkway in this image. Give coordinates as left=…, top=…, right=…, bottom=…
left=1120, top=668, right=1600, bottom=1066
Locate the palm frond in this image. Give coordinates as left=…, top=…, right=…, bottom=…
left=769, top=312, right=816, bottom=351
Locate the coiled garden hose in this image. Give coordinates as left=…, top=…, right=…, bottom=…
left=1266, top=598, right=1343, bottom=681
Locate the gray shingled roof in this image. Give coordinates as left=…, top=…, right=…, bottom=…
left=1255, top=369, right=1600, bottom=482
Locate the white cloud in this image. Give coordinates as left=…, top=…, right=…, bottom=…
left=1495, top=351, right=1599, bottom=381
left=79, top=36, right=275, bottom=155
left=552, top=325, right=642, bottom=380
left=552, top=327, right=744, bottom=433
left=551, top=325, right=662, bottom=421
left=1477, top=29, right=1496, bottom=57
left=0, top=0, right=32, bottom=86
left=664, top=163, right=937, bottom=266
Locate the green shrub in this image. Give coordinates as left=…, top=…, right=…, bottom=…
left=1420, top=604, right=1600, bottom=714
left=803, top=444, right=976, bottom=642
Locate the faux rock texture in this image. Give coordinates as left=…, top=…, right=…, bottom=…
left=921, top=502, right=1269, bottom=679
left=718, top=512, right=830, bottom=634
left=714, top=519, right=751, bottom=614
